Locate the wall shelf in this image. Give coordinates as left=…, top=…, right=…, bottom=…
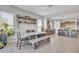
left=17, top=15, right=37, bottom=24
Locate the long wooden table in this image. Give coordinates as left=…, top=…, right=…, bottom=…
left=21, top=32, right=46, bottom=39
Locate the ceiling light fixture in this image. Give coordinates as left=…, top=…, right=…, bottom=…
left=48, top=5, right=53, bottom=7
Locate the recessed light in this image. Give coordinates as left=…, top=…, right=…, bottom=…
left=41, top=7, right=45, bottom=9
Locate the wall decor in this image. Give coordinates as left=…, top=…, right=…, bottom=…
left=16, top=15, right=37, bottom=24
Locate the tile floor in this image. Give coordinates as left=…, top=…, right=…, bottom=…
left=0, top=34, right=79, bottom=53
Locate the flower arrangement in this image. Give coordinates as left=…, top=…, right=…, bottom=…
left=0, top=19, right=14, bottom=37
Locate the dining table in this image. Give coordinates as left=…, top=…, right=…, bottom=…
left=21, top=32, right=46, bottom=39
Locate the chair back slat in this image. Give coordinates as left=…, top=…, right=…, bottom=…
left=17, top=32, right=21, bottom=40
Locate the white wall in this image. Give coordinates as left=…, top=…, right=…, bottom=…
left=18, top=23, right=37, bottom=36
left=43, top=17, right=47, bottom=30
left=54, top=21, right=60, bottom=34
left=37, top=19, right=42, bottom=32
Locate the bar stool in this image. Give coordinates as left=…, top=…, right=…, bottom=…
left=58, top=29, right=63, bottom=36
left=71, top=30, right=77, bottom=38
left=64, top=30, right=69, bottom=37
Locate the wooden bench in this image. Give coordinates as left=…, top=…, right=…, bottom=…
left=28, top=36, right=50, bottom=49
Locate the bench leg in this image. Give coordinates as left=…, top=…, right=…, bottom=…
left=34, top=43, right=37, bottom=49
left=19, top=41, right=21, bottom=49
left=45, top=38, right=50, bottom=42
left=47, top=38, right=50, bottom=42
left=16, top=41, right=18, bottom=47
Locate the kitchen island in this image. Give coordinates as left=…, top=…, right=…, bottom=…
left=58, top=29, right=77, bottom=38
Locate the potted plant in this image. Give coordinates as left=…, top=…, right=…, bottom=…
left=0, top=19, right=14, bottom=49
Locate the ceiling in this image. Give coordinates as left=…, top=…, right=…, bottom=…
left=14, top=5, right=79, bottom=19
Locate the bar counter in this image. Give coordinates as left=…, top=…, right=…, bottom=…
left=58, top=29, right=77, bottom=38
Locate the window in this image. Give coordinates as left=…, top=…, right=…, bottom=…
left=0, top=11, right=14, bottom=36
left=0, top=11, right=14, bottom=26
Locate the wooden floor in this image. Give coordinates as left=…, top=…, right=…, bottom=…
left=0, top=34, right=79, bottom=53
